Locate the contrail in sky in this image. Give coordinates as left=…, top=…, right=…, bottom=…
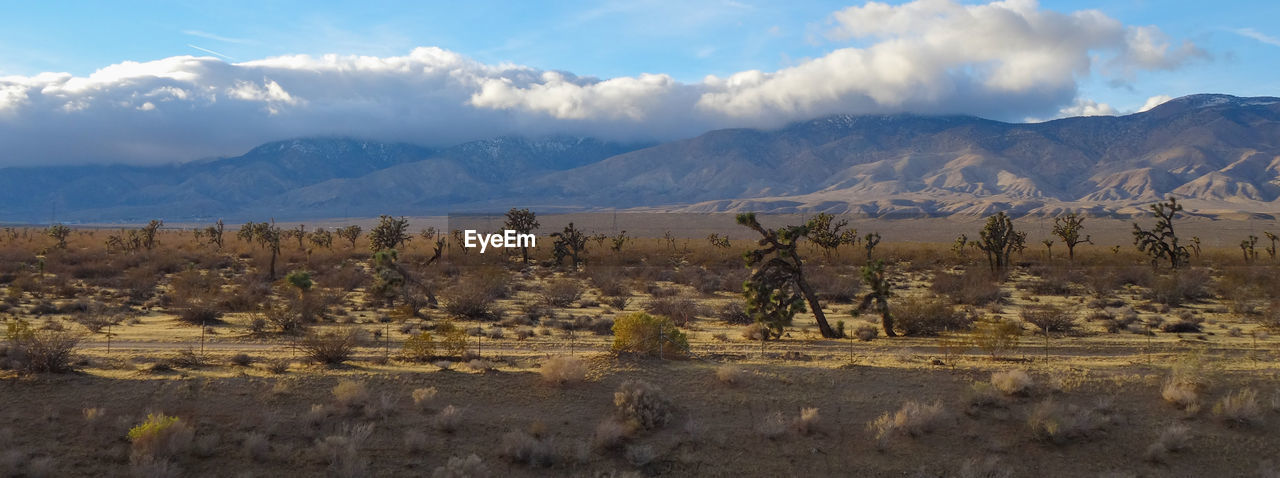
left=186, top=43, right=236, bottom=60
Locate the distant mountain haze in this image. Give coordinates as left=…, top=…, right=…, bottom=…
left=2, top=94, right=1278, bottom=223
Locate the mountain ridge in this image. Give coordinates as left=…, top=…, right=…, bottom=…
left=2, top=93, right=1279, bottom=223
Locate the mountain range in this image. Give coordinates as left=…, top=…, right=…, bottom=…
left=2, top=93, right=1279, bottom=223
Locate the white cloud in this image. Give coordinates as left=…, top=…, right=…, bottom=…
left=1057, top=98, right=1117, bottom=118
left=1138, top=94, right=1173, bottom=112
left=0, top=1, right=1206, bottom=166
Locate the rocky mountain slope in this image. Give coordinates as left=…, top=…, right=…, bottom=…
left=1, top=94, right=1277, bottom=223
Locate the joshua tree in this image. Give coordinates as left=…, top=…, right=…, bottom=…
left=503, top=208, right=539, bottom=263
left=707, top=233, right=731, bottom=249
left=863, top=232, right=881, bottom=261
left=1051, top=213, right=1092, bottom=261
left=251, top=221, right=283, bottom=280
left=336, top=225, right=361, bottom=249
left=202, top=219, right=225, bottom=249
left=450, top=229, right=468, bottom=255
left=663, top=230, right=676, bottom=250
left=1042, top=239, right=1054, bottom=260
left=1265, top=232, right=1278, bottom=260
left=369, top=215, right=411, bottom=252
left=138, top=220, right=162, bottom=251
left=369, top=249, right=405, bottom=307
left=45, top=223, right=71, bottom=249
left=737, top=212, right=838, bottom=339
left=237, top=222, right=256, bottom=247
left=854, top=260, right=895, bottom=337
left=1241, top=235, right=1259, bottom=264
left=281, top=224, right=307, bottom=251
left=285, top=270, right=313, bottom=294
left=952, top=234, right=968, bottom=258
left=419, top=227, right=438, bottom=242
left=1132, top=197, right=1190, bottom=270
left=805, top=213, right=857, bottom=258
left=550, top=223, right=588, bottom=267
left=609, top=230, right=630, bottom=252
left=308, top=228, right=333, bottom=250
left=977, top=212, right=1026, bottom=273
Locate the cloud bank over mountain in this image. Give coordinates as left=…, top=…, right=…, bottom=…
left=0, top=0, right=1205, bottom=166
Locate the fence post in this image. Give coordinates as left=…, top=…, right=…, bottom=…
left=658, top=325, right=664, bottom=360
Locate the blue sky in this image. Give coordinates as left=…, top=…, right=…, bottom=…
left=1, top=0, right=1278, bottom=165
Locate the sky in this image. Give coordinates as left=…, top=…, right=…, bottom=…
left=1, top=0, right=1277, bottom=166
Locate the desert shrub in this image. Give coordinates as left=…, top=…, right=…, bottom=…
left=539, top=355, right=587, bottom=386
left=1027, top=267, right=1079, bottom=295
left=715, top=302, right=751, bottom=325
left=441, top=275, right=501, bottom=320
left=431, top=454, right=489, bottom=478
left=332, top=380, right=370, bottom=412
left=1026, top=399, right=1111, bottom=445
left=643, top=295, right=702, bottom=326
left=434, top=405, right=463, bottom=433
left=434, top=320, right=469, bottom=358
left=964, top=382, right=1004, bottom=412
left=167, top=269, right=225, bottom=324
left=614, top=379, right=672, bottom=431
left=868, top=400, right=945, bottom=449
left=411, top=387, right=438, bottom=412
left=262, top=302, right=304, bottom=333
left=4, top=320, right=80, bottom=373
left=128, top=413, right=194, bottom=463
left=1258, top=301, right=1280, bottom=331
left=855, top=323, right=879, bottom=341
left=224, top=431, right=264, bottom=462
left=402, top=331, right=436, bottom=361
left=160, top=346, right=202, bottom=369
left=715, top=364, right=743, bottom=385
left=793, top=407, right=821, bottom=436
left=1020, top=304, right=1078, bottom=333
left=229, top=353, right=253, bottom=367
left=1144, top=423, right=1192, bottom=463
left=298, top=327, right=361, bottom=364
left=809, top=268, right=861, bottom=303
left=1145, top=269, right=1213, bottom=307
left=931, top=268, right=1006, bottom=306
left=265, top=359, right=291, bottom=374
left=1161, top=316, right=1203, bottom=333
left=319, top=261, right=369, bottom=292
left=605, top=296, right=629, bottom=310
left=1161, top=379, right=1201, bottom=412
left=314, top=423, right=373, bottom=478
left=221, top=277, right=270, bottom=313
left=740, top=323, right=769, bottom=341
left=611, top=312, right=688, bottom=358
left=539, top=278, right=583, bottom=307
left=587, top=267, right=629, bottom=297
left=500, top=430, right=555, bottom=467
left=894, top=296, right=971, bottom=336
left=587, top=317, right=614, bottom=336
left=73, top=310, right=121, bottom=333
left=1213, top=388, right=1263, bottom=427
left=991, top=370, right=1033, bottom=396
left=972, top=319, right=1022, bottom=360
